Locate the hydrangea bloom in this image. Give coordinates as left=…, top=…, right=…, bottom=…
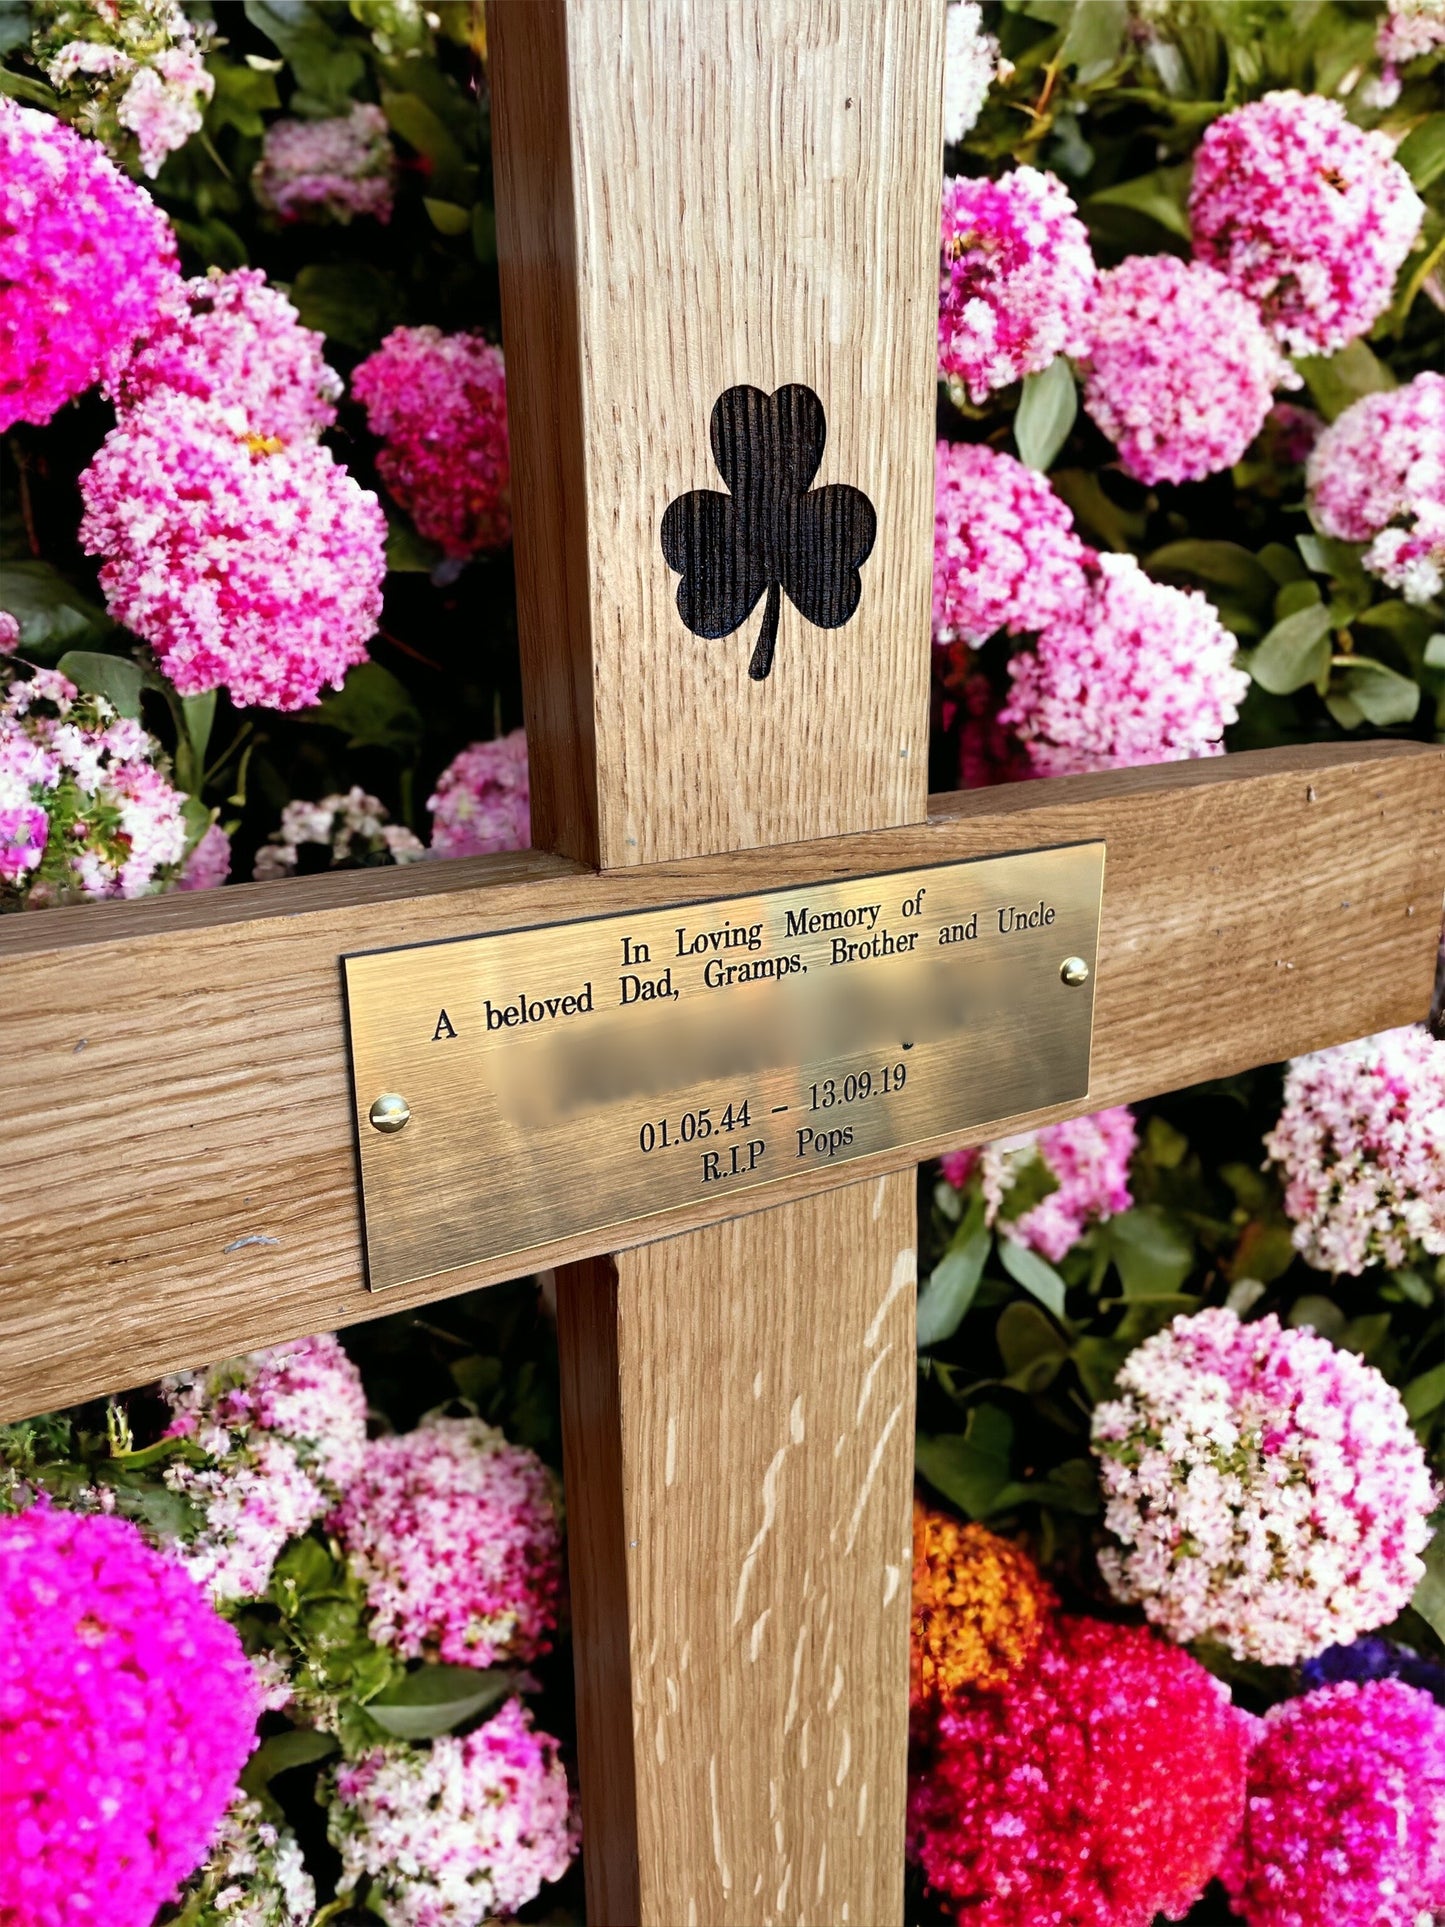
left=1078, top=254, right=1291, bottom=484
left=1221, top=1681, right=1445, bottom=1927
left=330, top=1415, right=563, bottom=1669
left=1305, top=373, right=1445, bottom=604
left=253, top=102, right=396, bottom=225
left=252, top=787, right=426, bottom=881
left=328, top=1701, right=577, bottom=1926
left=1376, top=0, right=1445, bottom=97
left=932, top=441, right=1090, bottom=648
left=427, top=730, right=531, bottom=858
left=911, top=1500, right=1055, bottom=1713
left=1000, top=553, right=1248, bottom=776
left=110, top=267, right=342, bottom=445
left=161, top=1334, right=369, bottom=1602
left=352, top=327, right=510, bottom=558
left=938, top=168, right=1095, bottom=402
left=943, top=2, right=997, bottom=145
left=79, top=393, right=386, bottom=711
left=1, top=666, right=188, bottom=907
left=1264, top=1025, right=1445, bottom=1273
left=176, top=821, right=231, bottom=892
left=170, top=1793, right=314, bottom=1927
left=0, top=1508, right=260, bottom=1927
left=908, top=1616, right=1253, bottom=1927
left=942, top=1107, right=1137, bottom=1262
left=1092, top=1307, right=1437, bottom=1664
left=34, top=0, right=214, bottom=177
left=1189, top=90, right=1425, bottom=356
left=0, top=98, right=177, bottom=431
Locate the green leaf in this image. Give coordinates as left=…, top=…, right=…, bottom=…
left=1144, top=540, right=1276, bottom=605
left=310, top=662, right=423, bottom=754
left=1273, top=579, right=1323, bottom=621
left=996, top=1301, right=1067, bottom=1392
left=1248, top=603, right=1332, bottom=695
left=1411, top=1534, right=1445, bottom=1646
left=1102, top=1207, right=1195, bottom=1297
left=0, top=67, right=58, bottom=107
left=1295, top=339, right=1394, bottom=422
left=239, top=1727, right=338, bottom=1797
left=1014, top=356, right=1077, bottom=473
left=1143, top=1115, right=1189, bottom=1169
left=998, top=1238, right=1067, bottom=1320
left=182, top=691, right=216, bottom=774
left=1404, top=1361, right=1445, bottom=1423
left=424, top=197, right=472, bottom=236
left=995, top=1151, right=1060, bottom=1224
left=1059, top=0, right=1127, bottom=76
left=1426, top=634, right=1445, bottom=671
left=915, top=1405, right=1014, bottom=1520
left=55, top=651, right=145, bottom=719
left=990, top=1458, right=1100, bottom=1518
left=384, top=90, right=466, bottom=172
left=1334, top=658, right=1420, bottom=727
left=385, top=521, right=445, bottom=573
left=1287, top=1294, right=1345, bottom=1341
left=2, top=561, right=111, bottom=655
left=290, top=262, right=400, bottom=354
left=471, top=200, right=497, bottom=263
left=367, top=1664, right=516, bottom=1740
left=1398, top=114, right=1445, bottom=190
left=917, top=1193, right=991, bottom=1347
left=1084, top=164, right=1192, bottom=240
left=1257, top=542, right=1308, bottom=586
left=1297, top=533, right=1368, bottom=582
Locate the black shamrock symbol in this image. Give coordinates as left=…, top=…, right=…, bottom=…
left=659, top=384, right=878, bottom=681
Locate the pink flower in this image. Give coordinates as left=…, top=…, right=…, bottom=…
left=176, top=821, right=231, bottom=891
left=1078, top=254, right=1292, bottom=484
left=427, top=730, right=531, bottom=858
left=943, top=3, right=997, bottom=145
left=352, top=327, right=510, bottom=558
left=330, top=1415, right=563, bottom=1670
left=1375, top=0, right=1445, bottom=96
left=0, top=612, right=18, bottom=656
left=1092, top=1308, right=1437, bottom=1664
left=0, top=97, right=177, bottom=431
left=170, top=1792, right=314, bottom=1926
left=1222, top=1681, right=1445, bottom=1927
left=252, top=787, right=425, bottom=880
left=943, top=1107, right=1136, bottom=1261
left=328, top=1700, right=577, bottom=1925
left=1189, top=90, right=1424, bottom=356
left=908, top=1616, right=1253, bottom=1927
left=1000, top=552, right=1248, bottom=776
left=38, top=0, right=214, bottom=177
left=938, top=167, right=1095, bottom=401
left=1265, top=1025, right=1445, bottom=1273
left=110, top=266, right=342, bottom=445
left=79, top=393, right=386, bottom=711
left=932, top=441, right=1090, bottom=648
left=0, top=1508, right=259, bottom=1927
left=253, top=103, right=396, bottom=224
left=1306, top=372, right=1445, bottom=603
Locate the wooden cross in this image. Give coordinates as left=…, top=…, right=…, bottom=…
left=2, top=6, right=1443, bottom=1923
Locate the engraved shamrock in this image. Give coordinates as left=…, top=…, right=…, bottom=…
left=660, top=384, right=878, bottom=681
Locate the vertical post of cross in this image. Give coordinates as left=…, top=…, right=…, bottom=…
left=490, top=4, right=944, bottom=1918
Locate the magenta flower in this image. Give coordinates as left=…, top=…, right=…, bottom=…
left=175, top=821, right=232, bottom=892
left=0, top=97, right=177, bottom=431
left=253, top=102, right=396, bottom=225
left=1306, top=372, right=1445, bottom=604
left=428, top=730, right=531, bottom=858
left=0, top=1508, right=259, bottom=1927
left=941, top=1107, right=1137, bottom=1262
left=932, top=441, right=1090, bottom=648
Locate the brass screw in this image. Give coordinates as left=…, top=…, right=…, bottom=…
left=368, top=1093, right=411, bottom=1134
left=1060, top=956, right=1090, bottom=987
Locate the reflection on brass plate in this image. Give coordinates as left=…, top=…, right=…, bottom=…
left=344, top=843, right=1105, bottom=1291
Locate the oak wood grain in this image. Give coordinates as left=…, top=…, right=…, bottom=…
left=1, top=745, right=1441, bottom=1424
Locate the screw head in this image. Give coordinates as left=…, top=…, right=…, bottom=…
left=368, top=1093, right=411, bottom=1134
left=1060, top=956, right=1090, bottom=987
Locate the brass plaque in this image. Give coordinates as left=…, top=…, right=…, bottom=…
left=345, top=843, right=1105, bottom=1291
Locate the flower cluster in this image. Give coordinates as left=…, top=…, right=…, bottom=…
left=33, top=0, right=214, bottom=177
left=176, top=821, right=231, bottom=891
left=0, top=98, right=177, bottom=431
left=942, top=1107, right=1137, bottom=1262
left=253, top=102, right=396, bottom=225
left=330, top=1415, right=563, bottom=1669
left=1189, top=91, right=1424, bottom=357
left=938, top=167, right=1094, bottom=402
left=428, top=730, right=531, bottom=858
left=932, top=441, right=1089, bottom=648
left=252, top=787, right=426, bottom=880
left=1221, top=1681, right=1445, bottom=1927
left=168, top=1793, right=315, bottom=1927
left=0, top=1508, right=259, bottom=1927
left=908, top=1616, right=1252, bottom=1927
left=910, top=1500, right=1055, bottom=1712
left=0, top=611, right=18, bottom=656
left=162, top=1334, right=369, bottom=1602
left=1092, top=1307, right=1436, bottom=1664
left=0, top=666, right=188, bottom=907
left=352, top=327, right=511, bottom=558
left=328, top=1700, right=577, bottom=1927
left=79, top=392, right=386, bottom=710
left=1079, top=254, right=1291, bottom=484
left=1000, top=552, right=1248, bottom=776
left=1265, top=1025, right=1445, bottom=1273
left=1306, top=372, right=1445, bottom=604
left=110, top=267, right=343, bottom=445
left=942, top=2, right=997, bottom=146
left=1376, top=0, right=1445, bottom=99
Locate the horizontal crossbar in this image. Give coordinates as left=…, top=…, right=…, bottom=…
left=1, top=742, right=1441, bottom=1420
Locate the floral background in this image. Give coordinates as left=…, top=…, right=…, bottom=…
left=1, top=2, right=1444, bottom=1925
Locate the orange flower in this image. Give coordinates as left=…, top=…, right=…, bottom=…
left=910, top=1499, right=1055, bottom=1710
